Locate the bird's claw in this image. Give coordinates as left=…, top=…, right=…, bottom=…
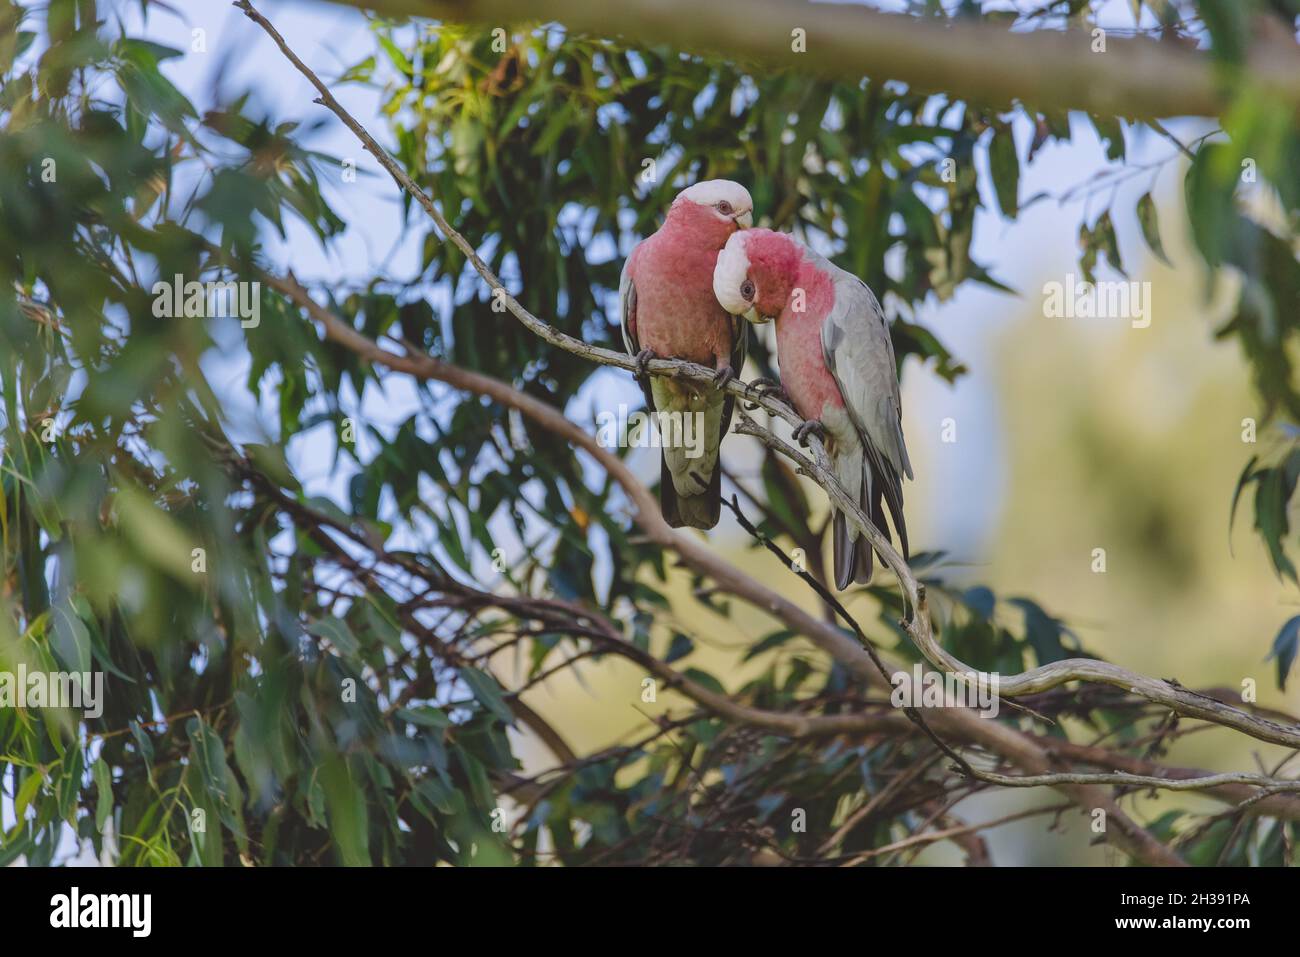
left=634, top=348, right=657, bottom=379
left=792, top=419, right=825, bottom=447
left=744, top=376, right=788, bottom=408
left=712, top=365, right=736, bottom=389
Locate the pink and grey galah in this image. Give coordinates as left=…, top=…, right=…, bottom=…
left=713, top=228, right=913, bottom=588
left=619, top=180, right=754, bottom=529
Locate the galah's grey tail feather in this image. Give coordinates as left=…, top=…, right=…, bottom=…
left=867, top=444, right=909, bottom=562
left=832, top=508, right=853, bottom=590
left=659, top=455, right=684, bottom=528
left=832, top=461, right=877, bottom=588
left=832, top=451, right=903, bottom=589
left=660, top=451, right=722, bottom=529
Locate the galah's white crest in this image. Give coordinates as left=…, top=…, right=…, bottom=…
left=619, top=180, right=754, bottom=529
left=713, top=228, right=913, bottom=588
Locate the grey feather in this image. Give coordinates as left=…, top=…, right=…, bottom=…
left=819, top=265, right=913, bottom=571
left=618, top=258, right=639, bottom=358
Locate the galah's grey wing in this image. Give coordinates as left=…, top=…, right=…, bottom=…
left=619, top=256, right=657, bottom=416
left=821, top=273, right=913, bottom=560
left=619, top=255, right=640, bottom=358
left=729, top=309, right=748, bottom=374
left=715, top=307, right=747, bottom=444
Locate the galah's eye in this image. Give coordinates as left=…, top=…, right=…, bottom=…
left=716, top=200, right=733, bottom=215
left=740, top=280, right=756, bottom=301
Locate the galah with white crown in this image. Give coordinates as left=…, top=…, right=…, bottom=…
left=713, top=228, right=912, bottom=588
left=620, top=180, right=754, bottom=529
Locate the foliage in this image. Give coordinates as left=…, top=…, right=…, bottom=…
left=0, top=0, right=1297, bottom=866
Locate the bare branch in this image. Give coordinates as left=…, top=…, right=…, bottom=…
left=829, top=802, right=1075, bottom=867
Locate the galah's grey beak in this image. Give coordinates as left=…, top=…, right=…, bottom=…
left=742, top=305, right=766, bottom=324
left=734, top=210, right=753, bottom=229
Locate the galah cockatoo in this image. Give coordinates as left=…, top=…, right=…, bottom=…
left=712, top=228, right=913, bottom=588
left=619, top=180, right=754, bottom=529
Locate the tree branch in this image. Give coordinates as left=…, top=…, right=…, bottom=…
left=974, top=769, right=1300, bottom=793
left=324, top=0, right=1300, bottom=119
left=734, top=413, right=1300, bottom=752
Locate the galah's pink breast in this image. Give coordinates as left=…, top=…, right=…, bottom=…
left=628, top=215, right=736, bottom=368
left=775, top=265, right=842, bottom=422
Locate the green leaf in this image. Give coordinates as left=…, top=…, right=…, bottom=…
left=1094, top=210, right=1126, bottom=277
left=1090, top=114, right=1125, bottom=162
left=49, top=601, right=91, bottom=675
left=319, top=756, right=371, bottom=866
left=245, top=443, right=301, bottom=492
left=458, top=666, right=514, bottom=725
left=664, top=632, right=694, bottom=664
left=1255, top=466, right=1298, bottom=583
left=1135, top=192, right=1171, bottom=265
left=742, top=629, right=795, bottom=663
left=1268, top=615, right=1300, bottom=691
left=962, top=586, right=997, bottom=620
left=14, top=769, right=42, bottom=820
left=682, top=668, right=727, bottom=696
left=454, top=749, right=497, bottom=823
left=56, top=748, right=83, bottom=822
left=0, top=833, right=34, bottom=868
left=185, top=716, right=247, bottom=854
left=1008, top=598, right=1074, bottom=666
left=1229, top=454, right=1259, bottom=541
left=93, top=757, right=113, bottom=832
left=396, top=706, right=451, bottom=728
left=376, top=33, right=414, bottom=76
left=988, top=123, right=1019, bottom=219
left=1077, top=221, right=1098, bottom=284
left=114, top=57, right=196, bottom=134
left=1183, top=143, right=1235, bottom=266
left=307, top=616, right=360, bottom=661
left=113, top=487, right=197, bottom=584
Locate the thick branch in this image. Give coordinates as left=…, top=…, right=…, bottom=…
left=326, top=0, right=1300, bottom=119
